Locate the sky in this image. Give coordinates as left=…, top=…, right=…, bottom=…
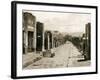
left=23, top=10, right=91, bottom=33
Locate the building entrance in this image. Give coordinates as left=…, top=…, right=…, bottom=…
left=28, top=31, right=34, bottom=52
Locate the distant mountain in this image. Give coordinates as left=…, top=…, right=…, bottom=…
left=68, top=32, right=84, bottom=37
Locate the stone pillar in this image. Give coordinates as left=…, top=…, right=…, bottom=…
left=42, top=26, right=45, bottom=51
left=52, top=34, right=53, bottom=48
left=33, top=20, right=36, bottom=52
left=48, top=34, right=50, bottom=50
left=24, top=29, right=28, bottom=54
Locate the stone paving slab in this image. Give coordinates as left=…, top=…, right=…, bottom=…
left=22, top=52, right=42, bottom=68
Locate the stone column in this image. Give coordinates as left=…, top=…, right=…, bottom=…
left=24, top=28, right=28, bottom=54
left=52, top=33, right=53, bottom=48
left=48, top=34, right=50, bottom=50
left=42, top=26, right=45, bottom=51
left=33, top=20, right=36, bottom=52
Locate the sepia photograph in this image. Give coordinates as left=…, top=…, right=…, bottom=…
left=11, top=1, right=97, bottom=79
left=22, top=10, right=91, bottom=69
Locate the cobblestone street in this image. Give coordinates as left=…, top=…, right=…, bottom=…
left=24, top=41, right=90, bottom=69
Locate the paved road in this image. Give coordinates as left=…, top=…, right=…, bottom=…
left=25, top=41, right=90, bottom=69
